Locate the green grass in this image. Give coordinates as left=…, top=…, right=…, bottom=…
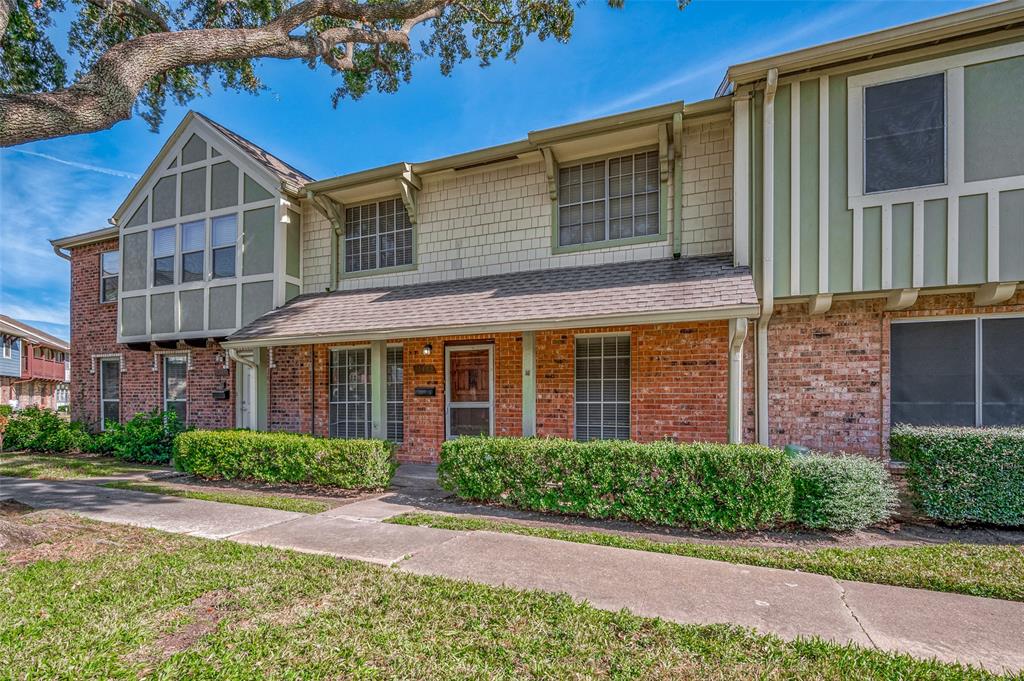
left=0, top=516, right=1009, bottom=679
left=0, top=452, right=156, bottom=479
left=101, top=481, right=329, bottom=514
left=388, top=513, right=1024, bottom=603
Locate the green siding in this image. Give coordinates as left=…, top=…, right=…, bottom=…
left=1000, top=189, right=1024, bottom=281
left=241, top=281, right=274, bottom=326
left=286, top=209, right=301, bottom=278
left=285, top=282, right=301, bottom=302
left=150, top=293, right=174, bottom=334
left=244, top=174, right=273, bottom=203
left=126, top=198, right=148, bottom=228
left=179, top=289, right=205, bottom=332
left=210, top=161, right=239, bottom=210
left=862, top=207, right=882, bottom=291
left=828, top=76, right=853, bottom=293
left=799, top=80, right=820, bottom=295
left=180, top=167, right=207, bottom=217
left=923, top=199, right=948, bottom=287
left=121, top=297, right=146, bottom=336
left=751, top=92, right=763, bottom=294
left=891, top=203, right=913, bottom=290
left=958, top=194, right=988, bottom=285
left=152, top=175, right=177, bottom=223
left=121, top=231, right=148, bottom=292
left=773, top=84, right=792, bottom=298
left=242, top=206, right=275, bottom=276
left=964, top=55, right=1024, bottom=182
left=209, top=285, right=237, bottom=330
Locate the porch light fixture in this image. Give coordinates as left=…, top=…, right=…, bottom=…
left=422, top=343, right=432, bottom=356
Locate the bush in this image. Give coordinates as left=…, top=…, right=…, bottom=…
left=891, top=425, right=1024, bottom=526
left=3, top=406, right=92, bottom=453
left=100, top=410, right=185, bottom=464
left=174, top=430, right=396, bottom=488
left=438, top=437, right=794, bottom=531
left=790, top=453, right=898, bottom=531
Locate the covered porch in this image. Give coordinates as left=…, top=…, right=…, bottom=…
left=222, top=255, right=759, bottom=463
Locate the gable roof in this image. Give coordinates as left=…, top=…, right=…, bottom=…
left=0, top=314, right=69, bottom=350
left=112, top=111, right=313, bottom=223
left=224, top=255, right=758, bottom=347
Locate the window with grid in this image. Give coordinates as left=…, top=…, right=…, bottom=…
left=891, top=317, right=1024, bottom=428
left=574, top=335, right=631, bottom=441
left=99, top=358, right=120, bottom=429
left=152, top=226, right=176, bottom=286
left=100, top=251, right=119, bottom=302
left=387, top=346, right=404, bottom=442
left=211, top=214, right=237, bottom=279
left=181, top=220, right=205, bottom=282
left=329, top=348, right=371, bottom=438
left=344, top=198, right=413, bottom=273
left=558, top=150, right=660, bottom=248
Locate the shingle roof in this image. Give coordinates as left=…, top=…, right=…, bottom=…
left=227, top=255, right=758, bottom=345
left=0, top=314, right=69, bottom=350
left=195, top=112, right=314, bottom=188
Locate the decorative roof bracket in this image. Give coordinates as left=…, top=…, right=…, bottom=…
left=541, top=147, right=557, bottom=202
left=397, top=164, right=422, bottom=224
left=885, top=288, right=919, bottom=311
left=307, top=191, right=345, bottom=233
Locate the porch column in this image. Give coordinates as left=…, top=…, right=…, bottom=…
left=522, top=331, right=536, bottom=436
left=728, top=318, right=749, bottom=444
left=370, top=340, right=387, bottom=439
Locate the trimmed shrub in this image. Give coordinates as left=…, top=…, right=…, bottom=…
left=3, top=406, right=92, bottom=453
left=174, top=430, right=396, bottom=489
left=99, top=410, right=185, bottom=464
left=438, top=437, right=794, bottom=531
left=891, top=425, right=1024, bottom=526
left=791, top=454, right=898, bottom=531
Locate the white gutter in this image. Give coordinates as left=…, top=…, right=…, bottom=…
left=757, top=68, right=778, bottom=446
left=226, top=348, right=258, bottom=369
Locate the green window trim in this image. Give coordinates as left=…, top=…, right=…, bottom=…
left=549, top=146, right=669, bottom=256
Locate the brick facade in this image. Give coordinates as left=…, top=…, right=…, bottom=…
left=68, top=239, right=235, bottom=430
left=764, top=289, right=1024, bottom=458
left=1, top=378, right=63, bottom=410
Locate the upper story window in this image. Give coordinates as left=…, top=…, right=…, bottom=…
left=557, top=150, right=660, bottom=249
left=863, top=73, right=945, bottom=194
left=153, top=226, right=176, bottom=286
left=344, top=198, right=413, bottom=274
left=1, top=336, right=12, bottom=359
left=100, top=251, right=119, bottom=303
left=181, top=220, right=206, bottom=283
left=211, top=214, right=237, bottom=279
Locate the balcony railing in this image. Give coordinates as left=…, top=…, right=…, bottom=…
left=22, top=354, right=68, bottom=382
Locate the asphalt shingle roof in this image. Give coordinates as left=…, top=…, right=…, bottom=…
left=196, top=113, right=313, bottom=188
left=228, top=255, right=757, bottom=344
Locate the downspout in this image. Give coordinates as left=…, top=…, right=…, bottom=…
left=757, top=68, right=778, bottom=446
left=672, top=112, right=684, bottom=257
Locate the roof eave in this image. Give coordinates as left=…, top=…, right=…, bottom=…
left=726, top=0, right=1024, bottom=85
left=49, top=226, right=119, bottom=250
left=221, top=303, right=761, bottom=349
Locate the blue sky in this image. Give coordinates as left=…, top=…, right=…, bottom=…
left=0, top=0, right=983, bottom=341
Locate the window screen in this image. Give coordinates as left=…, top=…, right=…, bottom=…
left=891, top=317, right=1024, bottom=428
left=864, top=73, right=945, bottom=193
left=982, top=317, right=1024, bottom=426
left=559, top=150, right=659, bottom=247
left=163, top=355, right=187, bottom=423
left=575, top=335, right=631, bottom=441
left=152, top=226, right=176, bottom=287
left=211, top=214, right=237, bottom=279
left=344, top=198, right=413, bottom=273
left=329, top=348, right=371, bottom=438
left=100, top=358, right=120, bottom=428
left=100, top=251, right=119, bottom=302
left=387, top=346, right=404, bottom=442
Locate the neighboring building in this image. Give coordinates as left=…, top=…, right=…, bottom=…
left=51, top=1, right=1023, bottom=459
left=0, top=314, right=71, bottom=411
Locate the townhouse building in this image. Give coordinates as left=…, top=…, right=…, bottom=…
left=51, top=1, right=1024, bottom=460
left=0, top=314, right=71, bottom=410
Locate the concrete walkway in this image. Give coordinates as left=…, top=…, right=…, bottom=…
left=3, top=475, right=1022, bottom=674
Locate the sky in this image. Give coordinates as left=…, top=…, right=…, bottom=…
left=0, top=0, right=986, bottom=341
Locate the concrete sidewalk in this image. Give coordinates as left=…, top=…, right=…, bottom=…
left=3, top=476, right=1022, bottom=674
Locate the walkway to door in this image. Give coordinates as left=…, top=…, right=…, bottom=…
left=4, top=474, right=1022, bottom=674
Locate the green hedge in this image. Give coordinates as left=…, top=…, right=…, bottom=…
left=2, top=406, right=92, bottom=453
left=438, top=437, right=794, bottom=531
left=891, top=425, right=1024, bottom=526
left=173, top=430, right=396, bottom=489
left=96, top=410, right=185, bottom=464
left=791, top=453, right=898, bottom=531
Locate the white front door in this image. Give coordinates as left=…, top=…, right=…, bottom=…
left=239, top=362, right=257, bottom=430
left=445, top=345, right=494, bottom=438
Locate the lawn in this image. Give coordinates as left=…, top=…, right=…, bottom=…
left=0, top=513, right=1006, bottom=679
left=388, top=513, right=1024, bottom=603
left=0, top=452, right=157, bottom=480
left=101, top=481, right=329, bottom=514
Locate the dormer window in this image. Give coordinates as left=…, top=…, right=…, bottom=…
left=557, top=149, right=660, bottom=249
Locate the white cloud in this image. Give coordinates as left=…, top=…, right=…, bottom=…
left=2, top=148, right=140, bottom=179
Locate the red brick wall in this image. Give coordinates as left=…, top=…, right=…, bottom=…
left=1, top=378, right=63, bottom=410
left=68, top=239, right=234, bottom=430
left=765, top=289, right=1024, bottom=458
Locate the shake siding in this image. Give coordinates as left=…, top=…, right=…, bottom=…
left=302, top=117, right=735, bottom=293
